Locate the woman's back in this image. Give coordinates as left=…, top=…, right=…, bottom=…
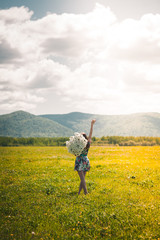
left=79, top=142, right=90, bottom=156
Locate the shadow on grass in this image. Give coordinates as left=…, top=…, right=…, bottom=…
left=68, top=191, right=78, bottom=196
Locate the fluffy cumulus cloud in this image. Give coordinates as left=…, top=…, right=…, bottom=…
left=0, top=3, right=160, bottom=114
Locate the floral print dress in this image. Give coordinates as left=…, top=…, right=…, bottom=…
left=74, top=142, right=90, bottom=172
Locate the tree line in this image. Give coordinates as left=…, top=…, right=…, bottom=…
left=92, top=136, right=160, bottom=146
left=0, top=136, right=160, bottom=146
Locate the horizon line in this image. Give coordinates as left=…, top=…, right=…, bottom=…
left=1, top=109, right=160, bottom=117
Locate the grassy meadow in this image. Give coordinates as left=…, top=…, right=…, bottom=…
left=0, top=146, right=160, bottom=240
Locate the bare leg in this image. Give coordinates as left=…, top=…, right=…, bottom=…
left=78, top=171, right=86, bottom=194
left=78, top=171, right=87, bottom=195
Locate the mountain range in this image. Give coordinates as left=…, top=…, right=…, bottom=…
left=0, top=110, right=160, bottom=137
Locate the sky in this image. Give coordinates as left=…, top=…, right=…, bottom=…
left=0, top=0, right=160, bottom=115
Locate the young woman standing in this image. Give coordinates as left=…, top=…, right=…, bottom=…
left=74, top=119, right=96, bottom=195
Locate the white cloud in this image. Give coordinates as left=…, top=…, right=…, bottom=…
left=109, top=14, right=160, bottom=64
left=0, top=39, right=21, bottom=64
left=0, top=6, right=33, bottom=24
left=0, top=4, right=160, bottom=115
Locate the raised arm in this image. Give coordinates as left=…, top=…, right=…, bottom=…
left=88, top=119, right=96, bottom=142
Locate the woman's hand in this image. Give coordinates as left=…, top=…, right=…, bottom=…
left=91, top=119, right=96, bottom=125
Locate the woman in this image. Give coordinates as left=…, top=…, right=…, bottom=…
left=74, top=119, right=96, bottom=195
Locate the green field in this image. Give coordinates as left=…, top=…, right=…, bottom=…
left=0, top=146, right=160, bottom=240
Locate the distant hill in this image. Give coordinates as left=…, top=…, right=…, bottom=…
left=0, top=110, right=160, bottom=137
left=41, top=112, right=160, bottom=137
left=0, top=111, right=73, bottom=137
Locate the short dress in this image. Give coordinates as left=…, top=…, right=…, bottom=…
left=74, top=141, right=90, bottom=172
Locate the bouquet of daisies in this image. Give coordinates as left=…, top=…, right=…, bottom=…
left=66, top=132, right=88, bottom=156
